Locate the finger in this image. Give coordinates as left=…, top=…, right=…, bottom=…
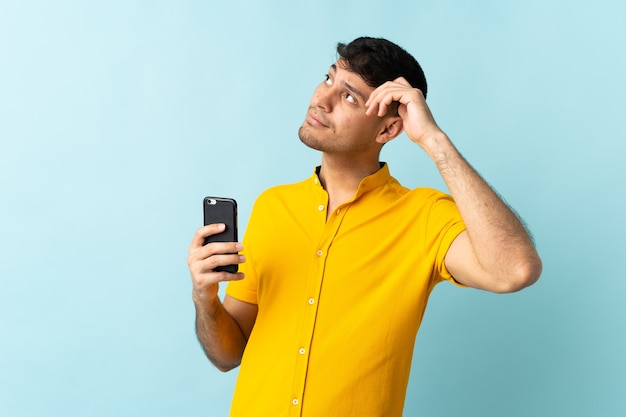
left=189, top=223, right=226, bottom=252
left=204, top=253, right=246, bottom=272
left=210, top=270, right=246, bottom=285
left=393, top=76, right=412, bottom=87
left=370, top=91, right=398, bottom=117
left=366, top=84, right=406, bottom=117
left=215, top=271, right=246, bottom=281
left=365, top=81, right=390, bottom=109
left=188, top=242, right=244, bottom=267
left=365, top=90, right=390, bottom=116
left=367, top=78, right=418, bottom=105
left=193, top=262, right=246, bottom=282
left=188, top=252, right=246, bottom=283
left=189, top=242, right=244, bottom=269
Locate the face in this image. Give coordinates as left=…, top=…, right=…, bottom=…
left=298, top=60, right=386, bottom=156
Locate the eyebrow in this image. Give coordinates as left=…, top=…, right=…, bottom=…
left=330, top=64, right=367, bottom=102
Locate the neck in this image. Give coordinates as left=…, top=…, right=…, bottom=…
left=318, top=154, right=381, bottom=214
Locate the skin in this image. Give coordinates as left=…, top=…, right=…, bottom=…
left=187, top=59, right=542, bottom=371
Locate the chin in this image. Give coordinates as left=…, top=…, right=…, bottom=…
left=298, top=127, right=323, bottom=151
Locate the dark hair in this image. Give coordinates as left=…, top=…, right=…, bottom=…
left=336, top=37, right=428, bottom=99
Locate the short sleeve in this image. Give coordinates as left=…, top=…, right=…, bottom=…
left=225, top=255, right=258, bottom=304
left=425, top=194, right=466, bottom=286
left=225, top=203, right=262, bottom=304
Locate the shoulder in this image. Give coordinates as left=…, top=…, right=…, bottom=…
left=386, top=178, right=456, bottom=209
left=249, top=176, right=316, bottom=218
left=256, top=177, right=311, bottom=202
left=408, top=187, right=460, bottom=220
left=384, top=173, right=451, bottom=202
left=378, top=184, right=461, bottom=228
left=409, top=186, right=455, bottom=204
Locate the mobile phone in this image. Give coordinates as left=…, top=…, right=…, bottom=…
left=203, top=197, right=238, bottom=273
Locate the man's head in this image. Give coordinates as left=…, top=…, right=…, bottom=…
left=298, top=37, right=426, bottom=157
left=336, top=37, right=427, bottom=98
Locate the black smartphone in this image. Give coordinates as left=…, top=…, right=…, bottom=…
left=203, top=197, right=238, bottom=273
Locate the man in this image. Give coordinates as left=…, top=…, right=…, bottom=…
left=187, top=37, right=542, bottom=416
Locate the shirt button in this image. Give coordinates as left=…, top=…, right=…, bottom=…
left=308, top=298, right=315, bottom=305
left=317, top=250, right=323, bottom=256
left=318, top=205, right=324, bottom=211
left=292, top=398, right=299, bottom=406
left=299, top=347, right=306, bottom=354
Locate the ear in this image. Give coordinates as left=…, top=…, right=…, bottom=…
left=375, top=116, right=404, bottom=144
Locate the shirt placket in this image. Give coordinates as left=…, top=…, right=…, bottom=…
left=288, top=198, right=348, bottom=416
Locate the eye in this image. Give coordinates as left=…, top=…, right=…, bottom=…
left=324, top=74, right=332, bottom=85
left=344, top=92, right=356, bottom=104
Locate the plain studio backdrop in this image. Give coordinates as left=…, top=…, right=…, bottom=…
left=1, top=1, right=624, bottom=416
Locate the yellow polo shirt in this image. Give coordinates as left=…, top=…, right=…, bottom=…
left=226, top=163, right=465, bottom=417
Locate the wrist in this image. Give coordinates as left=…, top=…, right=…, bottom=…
left=193, top=289, right=221, bottom=313
left=420, top=131, right=453, bottom=162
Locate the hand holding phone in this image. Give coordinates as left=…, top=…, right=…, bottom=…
left=203, top=197, right=238, bottom=273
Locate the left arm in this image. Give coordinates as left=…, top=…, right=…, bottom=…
left=366, top=79, right=542, bottom=293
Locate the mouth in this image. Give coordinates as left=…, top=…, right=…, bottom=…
left=306, top=109, right=329, bottom=128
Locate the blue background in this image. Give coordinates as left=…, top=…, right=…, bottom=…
left=1, top=0, right=624, bottom=416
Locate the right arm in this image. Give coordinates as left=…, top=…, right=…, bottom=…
left=187, top=224, right=258, bottom=372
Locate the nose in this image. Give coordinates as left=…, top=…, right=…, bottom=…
left=311, top=83, right=333, bottom=112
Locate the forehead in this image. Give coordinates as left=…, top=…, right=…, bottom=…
left=331, top=59, right=364, bottom=80
left=329, top=60, right=374, bottom=96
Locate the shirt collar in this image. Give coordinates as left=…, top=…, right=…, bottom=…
left=311, top=162, right=391, bottom=198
